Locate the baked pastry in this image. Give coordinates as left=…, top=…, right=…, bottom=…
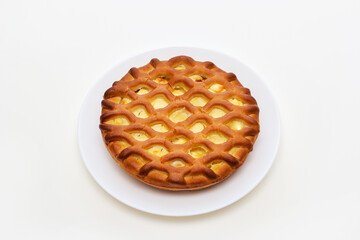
left=99, top=56, right=260, bottom=191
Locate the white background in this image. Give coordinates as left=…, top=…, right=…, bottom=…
left=1, top=0, right=359, bottom=239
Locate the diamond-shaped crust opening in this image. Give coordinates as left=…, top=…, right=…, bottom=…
left=132, top=85, right=152, bottom=95
left=165, top=158, right=189, bottom=168
left=129, top=131, right=149, bottom=141
left=226, top=119, right=248, bottom=131
left=206, top=131, right=229, bottom=144
left=189, top=95, right=209, bottom=107
left=153, top=75, right=171, bottom=84
left=170, top=83, right=189, bottom=96
left=228, top=146, right=242, bottom=157
left=107, top=96, right=132, bottom=104
left=104, top=115, right=130, bottom=125
left=208, top=83, right=226, bottom=93
left=189, top=120, right=207, bottom=133
left=146, top=145, right=169, bottom=157
left=130, top=105, right=150, bottom=118
left=208, top=106, right=228, bottom=118
left=173, top=64, right=188, bottom=70
left=150, top=94, right=170, bottom=109
left=207, top=160, right=229, bottom=175
left=168, top=108, right=192, bottom=123
left=169, top=135, right=188, bottom=144
left=228, top=97, right=244, bottom=106
left=150, top=122, right=169, bottom=132
left=100, top=55, right=260, bottom=191
left=188, top=145, right=209, bottom=158
left=188, top=74, right=208, bottom=82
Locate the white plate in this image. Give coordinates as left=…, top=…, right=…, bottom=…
left=78, top=47, right=280, bottom=216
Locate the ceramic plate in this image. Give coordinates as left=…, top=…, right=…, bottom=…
left=78, top=47, right=280, bottom=216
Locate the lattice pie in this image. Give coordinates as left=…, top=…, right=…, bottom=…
left=99, top=56, right=260, bottom=191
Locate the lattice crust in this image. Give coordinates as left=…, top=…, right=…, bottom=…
left=99, top=56, right=260, bottom=191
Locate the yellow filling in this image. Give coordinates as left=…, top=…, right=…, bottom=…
left=188, top=145, right=209, bottom=158
left=111, top=140, right=131, bottom=153
left=174, top=64, right=187, bottom=70
left=121, top=97, right=132, bottom=104
left=117, top=140, right=130, bottom=149
left=107, top=96, right=132, bottom=104
left=154, top=76, right=169, bottom=84
left=130, top=131, right=149, bottom=141
left=206, top=131, right=228, bottom=144
left=226, top=119, right=247, bottom=130
left=168, top=108, right=191, bottom=123
left=171, top=84, right=188, bottom=96
left=189, top=74, right=206, bottom=82
left=131, top=105, right=150, bottom=118
left=146, top=145, right=169, bottom=157
left=107, top=96, right=121, bottom=103
left=189, top=121, right=207, bottom=133
left=150, top=122, right=169, bottom=132
left=170, top=136, right=188, bottom=144
left=208, top=106, right=228, bottom=118
left=133, top=86, right=151, bottom=95
left=228, top=97, right=244, bottom=106
left=228, top=146, right=241, bottom=157
left=208, top=83, right=226, bottom=93
left=208, top=160, right=227, bottom=174
left=169, top=159, right=186, bottom=167
left=104, top=115, right=130, bottom=125
left=150, top=95, right=169, bottom=109
left=189, top=95, right=208, bottom=107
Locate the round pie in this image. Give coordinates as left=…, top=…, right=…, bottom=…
left=99, top=56, right=260, bottom=191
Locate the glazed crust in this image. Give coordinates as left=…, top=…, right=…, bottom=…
left=99, top=56, right=260, bottom=191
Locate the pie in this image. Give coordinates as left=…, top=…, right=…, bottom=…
left=99, top=56, right=260, bottom=191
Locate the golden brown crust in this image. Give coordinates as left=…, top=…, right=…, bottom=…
left=99, top=56, right=260, bottom=191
